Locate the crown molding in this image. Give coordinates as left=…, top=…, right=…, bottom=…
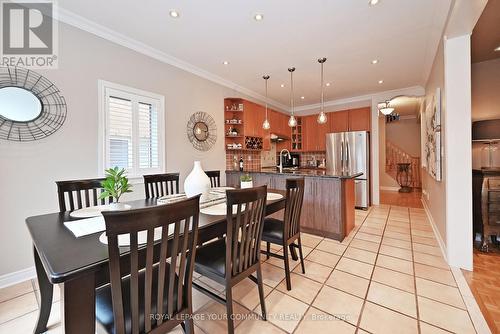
left=57, top=8, right=290, bottom=111
left=295, top=85, right=425, bottom=114
left=57, top=9, right=425, bottom=116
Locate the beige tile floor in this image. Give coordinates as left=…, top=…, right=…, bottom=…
left=0, top=205, right=483, bottom=333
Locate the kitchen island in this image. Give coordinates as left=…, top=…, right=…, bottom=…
left=226, top=169, right=363, bottom=241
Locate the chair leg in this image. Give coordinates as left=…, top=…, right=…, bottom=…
left=225, top=287, right=235, bottom=334
left=283, top=244, right=292, bottom=291
left=266, top=242, right=270, bottom=260
left=182, top=318, right=194, bottom=334
left=298, top=237, right=306, bottom=274
left=256, top=264, right=267, bottom=320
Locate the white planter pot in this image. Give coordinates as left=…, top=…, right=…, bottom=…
left=240, top=181, right=253, bottom=189
left=108, top=202, right=131, bottom=211
left=184, top=161, right=211, bottom=199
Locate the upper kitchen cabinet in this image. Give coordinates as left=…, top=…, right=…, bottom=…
left=303, top=115, right=329, bottom=151
left=348, top=107, right=371, bottom=132
left=327, top=107, right=371, bottom=133
left=328, top=110, right=349, bottom=133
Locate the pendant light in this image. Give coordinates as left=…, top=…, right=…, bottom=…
left=379, top=100, right=394, bottom=115
left=317, top=57, right=328, bottom=124
left=262, top=75, right=271, bottom=130
left=288, top=67, right=297, bottom=127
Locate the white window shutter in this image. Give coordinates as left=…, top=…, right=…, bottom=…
left=108, top=96, right=133, bottom=170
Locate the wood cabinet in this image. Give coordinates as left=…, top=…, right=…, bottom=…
left=348, top=107, right=371, bottom=132
left=329, top=110, right=349, bottom=133
left=327, top=108, right=371, bottom=134
left=304, top=115, right=329, bottom=151
left=226, top=171, right=356, bottom=240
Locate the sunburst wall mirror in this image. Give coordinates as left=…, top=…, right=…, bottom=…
left=186, top=111, right=217, bottom=151
left=0, top=66, right=67, bottom=141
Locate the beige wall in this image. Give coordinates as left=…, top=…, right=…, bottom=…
left=0, top=23, right=262, bottom=276
left=472, top=58, right=500, bottom=122
left=422, top=41, right=447, bottom=245
left=386, top=118, right=421, bottom=157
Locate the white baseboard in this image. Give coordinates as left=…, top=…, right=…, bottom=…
left=421, top=198, right=448, bottom=261
left=0, top=266, right=36, bottom=289
left=380, top=186, right=400, bottom=192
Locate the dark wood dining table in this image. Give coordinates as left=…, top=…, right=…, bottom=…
left=25, top=191, right=286, bottom=334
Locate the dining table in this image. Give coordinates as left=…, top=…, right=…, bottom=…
left=26, top=189, right=286, bottom=334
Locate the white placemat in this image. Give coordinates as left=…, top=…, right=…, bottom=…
left=267, top=192, right=284, bottom=201
left=200, top=203, right=245, bottom=216
left=64, top=216, right=105, bottom=237
left=69, top=204, right=132, bottom=218
left=99, top=227, right=164, bottom=246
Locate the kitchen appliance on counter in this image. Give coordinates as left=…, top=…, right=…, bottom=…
left=280, top=153, right=300, bottom=169
left=326, top=131, right=370, bottom=209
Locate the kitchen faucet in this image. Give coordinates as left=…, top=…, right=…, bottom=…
left=278, top=149, right=291, bottom=173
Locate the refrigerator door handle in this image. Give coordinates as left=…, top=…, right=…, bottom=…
left=346, top=141, right=350, bottom=172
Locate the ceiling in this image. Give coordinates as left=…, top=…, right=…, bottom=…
left=387, top=96, right=421, bottom=116
left=471, top=0, right=500, bottom=63
left=58, top=0, right=452, bottom=109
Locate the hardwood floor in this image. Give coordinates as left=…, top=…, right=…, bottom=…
left=380, top=189, right=423, bottom=209
left=463, top=249, right=500, bottom=334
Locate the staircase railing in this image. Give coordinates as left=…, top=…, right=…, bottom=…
left=386, top=141, right=422, bottom=188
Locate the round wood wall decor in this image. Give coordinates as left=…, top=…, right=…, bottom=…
left=186, top=112, right=217, bottom=151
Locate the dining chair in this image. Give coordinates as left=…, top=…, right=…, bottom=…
left=96, top=195, right=201, bottom=334
left=143, top=173, right=180, bottom=198
left=261, top=178, right=306, bottom=291
left=193, top=186, right=268, bottom=334
left=56, top=178, right=111, bottom=212
left=205, top=170, right=220, bottom=188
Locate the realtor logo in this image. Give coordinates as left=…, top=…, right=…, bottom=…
left=1, top=1, right=58, bottom=68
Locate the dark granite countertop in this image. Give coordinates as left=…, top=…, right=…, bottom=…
left=226, top=168, right=363, bottom=179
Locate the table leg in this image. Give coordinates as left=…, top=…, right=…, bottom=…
left=61, top=272, right=96, bottom=334
left=33, top=246, right=53, bottom=334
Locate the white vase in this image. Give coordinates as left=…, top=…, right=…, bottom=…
left=184, top=161, right=211, bottom=199
left=240, top=181, right=253, bottom=189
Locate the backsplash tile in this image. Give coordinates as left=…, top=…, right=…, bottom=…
left=226, top=151, right=261, bottom=171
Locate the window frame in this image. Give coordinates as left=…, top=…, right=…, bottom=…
left=98, top=80, right=165, bottom=180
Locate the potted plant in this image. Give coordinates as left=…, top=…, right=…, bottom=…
left=240, top=174, right=253, bottom=189
left=99, top=167, right=133, bottom=210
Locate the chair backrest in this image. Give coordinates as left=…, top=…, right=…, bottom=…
left=143, top=173, right=180, bottom=198
left=225, top=186, right=267, bottom=279
left=206, top=170, right=221, bottom=188
left=102, top=196, right=200, bottom=334
left=283, top=178, right=305, bottom=240
left=482, top=176, right=500, bottom=226
left=56, top=178, right=111, bottom=212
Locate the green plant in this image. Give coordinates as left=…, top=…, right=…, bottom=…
left=99, top=167, right=133, bottom=202
left=240, top=174, right=252, bottom=182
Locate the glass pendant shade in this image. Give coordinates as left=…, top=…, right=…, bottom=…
left=263, top=118, right=270, bottom=130
left=380, top=107, right=394, bottom=115
left=317, top=111, right=327, bottom=124
left=288, top=67, right=296, bottom=127
left=262, top=75, right=271, bottom=130
left=317, top=57, right=328, bottom=124
left=379, top=101, right=394, bottom=115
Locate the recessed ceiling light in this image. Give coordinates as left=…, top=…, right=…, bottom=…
left=368, top=0, right=380, bottom=6
left=254, top=13, right=264, bottom=21
left=371, top=59, right=379, bottom=64
left=169, top=10, right=180, bottom=18
left=378, top=80, right=384, bottom=84
left=223, top=61, right=229, bottom=65
left=300, top=96, right=305, bottom=100
left=280, top=83, right=285, bottom=88
left=326, top=82, right=331, bottom=87
left=495, top=46, right=500, bottom=52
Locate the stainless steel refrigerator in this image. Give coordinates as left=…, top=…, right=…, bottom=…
left=326, top=131, right=370, bottom=209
